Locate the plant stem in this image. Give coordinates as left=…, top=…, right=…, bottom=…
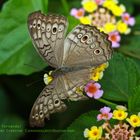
left=119, top=49, right=140, bottom=60
left=98, top=98, right=117, bottom=109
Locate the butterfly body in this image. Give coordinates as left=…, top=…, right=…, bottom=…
left=51, top=66, right=92, bottom=77
left=27, top=11, right=113, bottom=127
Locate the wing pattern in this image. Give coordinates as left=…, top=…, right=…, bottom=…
left=62, top=24, right=112, bottom=67
left=28, top=11, right=68, bottom=68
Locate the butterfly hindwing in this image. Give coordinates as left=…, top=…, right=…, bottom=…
left=30, top=67, right=93, bottom=127
left=29, top=79, right=67, bottom=127
left=28, top=11, right=68, bottom=68
left=60, top=68, right=91, bottom=101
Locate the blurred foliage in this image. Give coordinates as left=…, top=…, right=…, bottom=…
left=128, top=86, right=140, bottom=114
left=0, top=0, right=140, bottom=140
left=0, top=87, right=25, bottom=140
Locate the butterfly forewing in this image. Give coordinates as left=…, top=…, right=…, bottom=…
left=27, top=11, right=68, bottom=68
left=62, top=24, right=112, bottom=68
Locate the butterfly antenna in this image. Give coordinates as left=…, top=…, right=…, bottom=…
left=24, top=63, right=48, bottom=73
left=26, top=79, right=43, bottom=87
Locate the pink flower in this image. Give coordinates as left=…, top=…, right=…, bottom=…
left=108, top=31, right=121, bottom=48
left=84, top=81, right=103, bottom=99
left=95, top=0, right=105, bottom=5
left=97, top=106, right=113, bottom=121
left=70, top=8, right=85, bottom=19
left=122, top=13, right=135, bottom=26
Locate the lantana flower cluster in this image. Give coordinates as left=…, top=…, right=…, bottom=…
left=84, top=62, right=108, bottom=99
left=84, top=105, right=140, bottom=140
left=70, top=0, right=135, bottom=48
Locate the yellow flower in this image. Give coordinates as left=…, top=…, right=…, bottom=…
left=103, top=23, right=116, bottom=33
left=95, top=62, right=109, bottom=72
left=117, top=20, right=129, bottom=34
left=111, top=4, right=126, bottom=16
left=44, top=72, right=53, bottom=85
left=82, top=0, right=97, bottom=13
left=113, top=105, right=128, bottom=120
left=98, top=27, right=105, bottom=32
left=126, top=115, right=140, bottom=128
left=97, top=62, right=109, bottom=72
left=103, top=0, right=117, bottom=11
left=116, top=105, right=127, bottom=111
left=90, top=62, right=109, bottom=81
left=84, top=126, right=102, bottom=140
left=80, top=16, right=91, bottom=24
left=103, top=0, right=125, bottom=16
left=90, top=70, right=103, bottom=81
left=84, top=128, right=90, bottom=138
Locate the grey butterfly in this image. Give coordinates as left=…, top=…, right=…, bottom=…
left=27, top=11, right=113, bottom=127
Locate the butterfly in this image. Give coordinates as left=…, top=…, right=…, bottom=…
left=27, top=11, right=113, bottom=127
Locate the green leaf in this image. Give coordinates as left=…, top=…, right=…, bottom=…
left=119, top=35, right=140, bottom=60
left=0, top=0, right=48, bottom=75
left=101, top=53, right=139, bottom=102
left=129, top=0, right=140, bottom=5
left=133, top=15, right=140, bottom=30
left=128, top=86, right=140, bottom=114
left=58, top=111, right=100, bottom=140
left=61, top=0, right=70, bottom=15
left=67, top=15, right=80, bottom=32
